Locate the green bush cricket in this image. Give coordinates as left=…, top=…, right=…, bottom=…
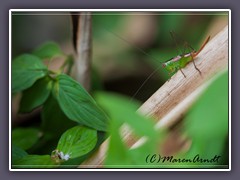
left=131, top=33, right=210, bottom=100
left=105, top=29, right=210, bottom=100
left=162, top=34, right=210, bottom=77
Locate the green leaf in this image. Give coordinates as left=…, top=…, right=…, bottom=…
left=41, top=94, right=77, bottom=137
left=12, top=54, right=48, bottom=93
left=94, top=92, right=158, bottom=139
left=56, top=126, right=97, bottom=160
left=26, top=133, right=59, bottom=156
left=128, top=130, right=166, bottom=167
left=32, top=41, right=64, bottom=60
left=61, top=131, right=106, bottom=168
left=184, top=70, right=228, bottom=163
left=104, top=119, right=132, bottom=167
left=19, top=77, right=52, bottom=113
left=53, top=74, right=109, bottom=131
left=12, top=145, right=28, bottom=164
left=104, top=116, right=162, bottom=168
left=13, top=155, right=58, bottom=168
left=12, top=128, right=40, bottom=150
left=94, top=92, right=162, bottom=167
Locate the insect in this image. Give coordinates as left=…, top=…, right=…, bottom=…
left=162, top=32, right=210, bottom=78
left=105, top=29, right=210, bottom=100
left=51, top=149, right=71, bottom=163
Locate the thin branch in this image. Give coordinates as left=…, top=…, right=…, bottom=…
left=78, top=25, right=229, bottom=168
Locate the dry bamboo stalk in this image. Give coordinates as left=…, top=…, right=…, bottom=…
left=79, top=25, right=229, bottom=168
left=73, top=12, right=92, bottom=91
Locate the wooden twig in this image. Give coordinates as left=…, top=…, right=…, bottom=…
left=72, top=12, right=92, bottom=91
left=79, top=25, right=229, bottom=168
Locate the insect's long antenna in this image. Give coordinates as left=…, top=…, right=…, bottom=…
left=103, top=28, right=164, bottom=64
left=130, top=65, right=162, bottom=102
left=170, top=30, right=183, bottom=55
left=103, top=27, right=164, bottom=101
left=193, top=36, right=210, bottom=57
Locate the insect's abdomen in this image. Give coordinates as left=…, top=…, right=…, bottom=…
left=178, top=55, right=193, bottom=68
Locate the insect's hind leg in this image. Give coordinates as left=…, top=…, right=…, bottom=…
left=184, top=42, right=202, bottom=76
left=192, top=59, right=201, bottom=75
left=191, top=54, right=202, bottom=76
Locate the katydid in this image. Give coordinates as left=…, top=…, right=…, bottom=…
left=105, top=29, right=210, bottom=100
left=129, top=33, right=210, bottom=101
left=162, top=35, right=210, bottom=77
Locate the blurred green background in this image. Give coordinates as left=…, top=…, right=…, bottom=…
left=12, top=11, right=228, bottom=102
left=11, top=11, right=229, bottom=168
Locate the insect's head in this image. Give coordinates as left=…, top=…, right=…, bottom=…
left=163, top=61, right=175, bottom=73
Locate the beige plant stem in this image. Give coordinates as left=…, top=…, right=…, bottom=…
left=74, top=12, right=92, bottom=91
left=79, top=25, right=229, bottom=168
